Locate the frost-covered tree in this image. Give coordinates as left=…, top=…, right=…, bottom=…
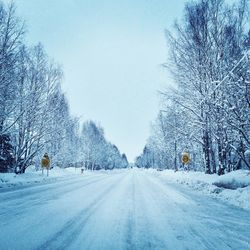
left=137, top=0, right=250, bottom=173
left=163, top=0, right=250, bottom=173
left=135, top=146, right=155, bottom=169
left=0, top=2, right=80, bottom=172
left=105, top=144, right=128, bottom=169
left=121, top=153, right=129, bottom=168
left=0, top=133, right=14, bottom=172
left=79, top=121, right=128, bottom=170
left=12, top=44, right=66, bottom=173
left=80, top=121, right=105, bottom=170
left=0, top=1, right=127, bottom=173
left=0, top=2, right=24, bottom=139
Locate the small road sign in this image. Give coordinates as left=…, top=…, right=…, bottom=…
left=182, top=152, right=190, bottom=165
left=41, top=153, right=50, bottom=176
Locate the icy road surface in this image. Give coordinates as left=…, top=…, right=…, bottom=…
left=1, top=169, right=250, bottom=250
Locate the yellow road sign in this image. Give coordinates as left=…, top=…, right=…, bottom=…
left=182, top=152, right=190, bottom=164
left=41, top=157, right=50, bottom=169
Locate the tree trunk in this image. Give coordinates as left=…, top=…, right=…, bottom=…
left=203, top=129, right=211, bottom=174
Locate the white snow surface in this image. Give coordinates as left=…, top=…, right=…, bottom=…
left=151, top=169, right=250, bottom=211
left=0, top=166, right=84, bottom=188
left=0, top=168, right=250, bottom=249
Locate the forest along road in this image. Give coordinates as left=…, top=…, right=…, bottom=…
left=0, top=169, right=250, bottom=250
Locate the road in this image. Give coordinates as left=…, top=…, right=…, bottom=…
left=0, top=169, right=250, bottom=250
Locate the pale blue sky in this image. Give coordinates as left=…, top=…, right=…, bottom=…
left=6, top=0, right=185, bottom=161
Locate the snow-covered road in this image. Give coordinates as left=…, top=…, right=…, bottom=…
left=1, top=169, right=250, bottom=250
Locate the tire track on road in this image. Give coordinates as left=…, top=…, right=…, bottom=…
left=0, top=174, right=114, bottom=225
left=37, top=173, right=127, bottom=250
left=0, top=173, right=106, bottom=201
left=143, top=172, right=217, bottom=250
left=145, top=172, right=250, bottom=250
left=134, top=171, right=168, bottom=249
left=124, top=170, right=165, bottom=250
left=125, top=172, right=136, bottom=250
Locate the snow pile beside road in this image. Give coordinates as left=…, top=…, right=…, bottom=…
left=0, top=166, right=82, bottom=188
left=213, top=170, right=250, bottom=189
left=154, top=169, right=250, bottom=211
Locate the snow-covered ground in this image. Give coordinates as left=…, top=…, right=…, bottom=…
left=0, top=168, right=250, bottom=250
left=0, top=167, right=87, bottom=188
left=2, top=167, right=249, bottom=211
left=151, top=169, right=250, bottom=211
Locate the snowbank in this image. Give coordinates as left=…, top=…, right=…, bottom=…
left=0, top=166, right=82, bottom=188
left=0, top=167, right=128, bottom=189
left=153, top=169, right=250, bottom=211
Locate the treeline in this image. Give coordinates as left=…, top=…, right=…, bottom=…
left=136, top=0, right=250, bottom=174
left=79, top=121, right=128, bottom=170
left=0, top=2, right=128, bottom=173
